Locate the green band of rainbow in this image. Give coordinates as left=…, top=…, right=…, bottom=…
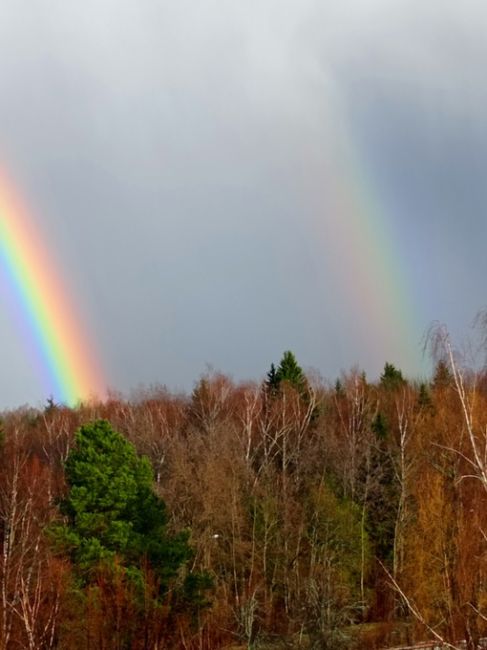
left=0, top=170, right=105, bottom=405
left=303, top=85, right=421, bottom=375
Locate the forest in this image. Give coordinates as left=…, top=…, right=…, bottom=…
left=1, top=330, right=487, bottom=650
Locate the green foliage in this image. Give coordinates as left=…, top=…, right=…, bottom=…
left=276, top=350, right=307, bottom=391
left=265, top=362, right=279, bottom=396
left=358, top=428, right=398, bottom=563
left=371, top=412, right=388, bottom=440
left=265, top=350, right=308, bottom=397
left=55, top=420, right=191, bottom=589
left=308, top=483, right=368, bottom=586
left=179, top=571, right=214, bottom=610
left=380, top=362, right=406, bottom=391
left=304, top=483, right=369, bottom=648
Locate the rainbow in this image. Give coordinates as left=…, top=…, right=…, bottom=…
left=329, top=138, right=420, bottom=374
left=0, top=169, right=105, bottom=405
left=304, top=87, right=422, bottom=376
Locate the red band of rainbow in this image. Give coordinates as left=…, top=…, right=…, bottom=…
left=0, top=169, right=105, bottom=405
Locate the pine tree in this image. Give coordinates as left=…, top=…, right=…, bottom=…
left=55, top=420, right=191, bottom=589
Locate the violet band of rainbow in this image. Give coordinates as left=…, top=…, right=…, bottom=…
left=0, top=170, right=105, bottom=405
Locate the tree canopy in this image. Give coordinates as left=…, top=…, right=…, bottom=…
left=266, top=350, right=308, bottom=395
left=57, top=419, right=191, bottom=587
left=379, top=362, right=406, bottom=390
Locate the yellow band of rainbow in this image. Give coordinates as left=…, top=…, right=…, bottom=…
left=0, top=169, right=105, bottom=405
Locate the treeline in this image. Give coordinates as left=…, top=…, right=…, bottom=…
left=1, top=340, right=487, bottom=649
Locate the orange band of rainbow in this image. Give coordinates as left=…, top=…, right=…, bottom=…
left=0, top=169, right=105, bottom=405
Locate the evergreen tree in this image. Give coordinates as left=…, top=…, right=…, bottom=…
left=275, top=350, right=307, bottom=394
left=55, top=420, right=191, bottom=589
left=359, top=413, right=398, bottom=563
left=432, top=359, right=453, bottom=389
left=265, top=362, right=279, bottom=396
left=334, top=378, right=344, bottom=398
left=417, top=382, right=433, bottom=410
left=264, top=353, right=320, bottom=422
left=380, top=362, right=406, bottom=391
left=264, top=351, right=309, bottom=399
left=371, top=411, right=388, bottom=440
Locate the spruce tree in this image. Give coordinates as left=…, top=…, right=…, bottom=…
left=380, top=362, right=406, bottom=391
left=275, top=350, right=307, bottom=394
left=417, top=382, right=433, bottom=410
left=265, top=362, right=279, bottom=396
left=359, top=412, right=398, bottom=562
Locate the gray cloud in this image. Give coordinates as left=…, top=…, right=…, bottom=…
left=0, top=1, right=485, bottom=406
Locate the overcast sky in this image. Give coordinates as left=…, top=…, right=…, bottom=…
left=0, top=1, right=486, bottom=407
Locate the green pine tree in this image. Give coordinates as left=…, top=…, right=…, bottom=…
left=55, top=420, right=192, bottom=590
